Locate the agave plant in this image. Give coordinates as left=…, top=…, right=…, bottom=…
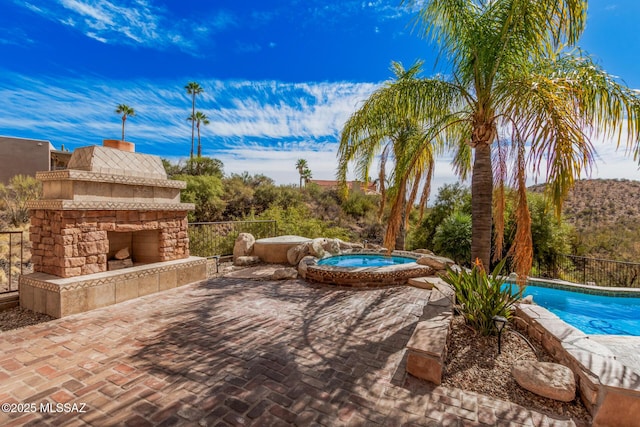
left=441, top=259, right=523, bottom=336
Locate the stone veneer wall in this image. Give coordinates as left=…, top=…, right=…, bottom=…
left=30, top=209, right=189, bottom=278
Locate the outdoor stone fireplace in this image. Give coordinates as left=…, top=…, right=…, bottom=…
left=19, top=143, right=207, bottom=318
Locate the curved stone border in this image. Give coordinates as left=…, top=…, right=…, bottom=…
left=515, top=303, right=640, bottom=426
left=302, top=250, right=435, bottom=287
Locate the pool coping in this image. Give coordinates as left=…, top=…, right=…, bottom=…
left=511, top=277, right=640, bottom=298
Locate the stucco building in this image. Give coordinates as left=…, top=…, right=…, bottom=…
left=0, top=136, right=71, bottom=184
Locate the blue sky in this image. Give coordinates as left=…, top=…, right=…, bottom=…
left=1, top=0, right=639, bottom=188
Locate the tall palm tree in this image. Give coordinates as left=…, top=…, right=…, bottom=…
left=295, top=159, right=308, bottom=189
left=188, top=111, right=210, bottom=158
left=301, top=167, right=313, bottom=187
left=115, top=104, right=135, bottom=141
left=185, top=82, right=204, bottom=160
left=341, top=0, right=640, bottom=278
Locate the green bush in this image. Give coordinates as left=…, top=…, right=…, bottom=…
left=342, top=191, right=379, bottom=220
left=249, top=204, right=352, bottom=240
left=177, top=174, right=225, bottom=222
left=433, top=211, right=472, bottom=265
left=441, top=260, right=522, bottom=336
left=408, top=183, right=471, bottom=250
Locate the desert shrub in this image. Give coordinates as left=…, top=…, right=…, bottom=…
left=222, top=175, right=256, bottom=219
left=433, top=211, right=472, bottom=265
left=249, top=205, right=351, bottom=240
left=441, top=260, right=522, bottom=336
left=342, top=191, right=379, bottom=220
left=0, top=175, right=42, bottom=226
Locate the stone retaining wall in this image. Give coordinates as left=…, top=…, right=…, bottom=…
left=406, top=282, right=454, bottom=384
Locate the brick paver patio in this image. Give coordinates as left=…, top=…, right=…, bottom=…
left=1, top=277, right=580, bottom=426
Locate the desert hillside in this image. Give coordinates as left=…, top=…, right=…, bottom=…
left=530, top=179, right=640, bottom=260
left=530, top=179, right=640, bottom=230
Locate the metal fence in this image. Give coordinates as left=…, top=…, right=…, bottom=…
left=188, top=220, right=278, bottom=257
left=535, top=254, right=640, bottom=288
left=1, top=231, right=23, bottom=294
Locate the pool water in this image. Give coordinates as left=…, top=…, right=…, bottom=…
left=317, top=254, right=415, bottom=268
left=505, top=283, right=640, bottom=336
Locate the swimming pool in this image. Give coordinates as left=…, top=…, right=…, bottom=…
left=506, top=282, right=640, bottom=336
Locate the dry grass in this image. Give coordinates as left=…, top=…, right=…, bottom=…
left=444, top=315, right=592, bottom=425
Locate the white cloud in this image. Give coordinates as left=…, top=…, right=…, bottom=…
left=1, top=69, right=637, bottom=191
left=18, top=0, right=236, bottom=54
left=0, top=71, right=379, bottom=184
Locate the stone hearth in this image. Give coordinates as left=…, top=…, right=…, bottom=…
left=20, top=144, right=206, bottom=317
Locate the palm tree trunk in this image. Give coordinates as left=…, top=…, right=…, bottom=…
left=197, top=123, right=202, bottom=158
left=395, top=202, right=406, bottom=250
left=121, top=117, right=126, bottom=141
left=471, top=142, right=493, bottom=269
left=190, top=96, right=196, bottom=160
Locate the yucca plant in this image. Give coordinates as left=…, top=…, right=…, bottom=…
left=442, top=259, right=522, bottom=336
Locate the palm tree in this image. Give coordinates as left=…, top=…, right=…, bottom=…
left=301, top=167, right=313, bottom=187
left=339, top=61, right=443, bottom=250
left=115, top=104, right=135, bottom=141
left=341, top=0, right=640, bottom=278
left=295, top=159, right=308, bottom=189
left=188, top=111, right=210, bottom=158
left=185, top=82, right=204, bottom=160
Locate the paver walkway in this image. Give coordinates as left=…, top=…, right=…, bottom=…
left=1, top=277, right=580, bottom=426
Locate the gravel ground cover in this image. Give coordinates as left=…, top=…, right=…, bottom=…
left=0, top=306, right=54, bottom=331
left=443, top=315, right=592, bottom=425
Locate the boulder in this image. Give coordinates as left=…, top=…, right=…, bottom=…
left=287, top=243, right=310, bottom=265
left=414, top=248, right=435, bottom=255
left=336, top=239, right=363, bottom=250
left=512, top=360, right=576, bottom=402
left=297, top=256, right=316, bottom=279
left=234, top=256, right=261, bottom=267
left=322, top=238, right=341, bottom=255
left=309, top=238, right=326, bottom=258
left=416, top=254, right=455, bottom=270
left=272, top=268, right=298, bottom=280
left=233, top=233, right=255, bottom=261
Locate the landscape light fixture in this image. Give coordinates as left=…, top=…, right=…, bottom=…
left=492, top=315, right=508, bottom=354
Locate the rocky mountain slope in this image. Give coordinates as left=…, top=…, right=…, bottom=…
left=530, top=179, right=640, bottom=231
left=530, top=179, right=640, bottom=260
